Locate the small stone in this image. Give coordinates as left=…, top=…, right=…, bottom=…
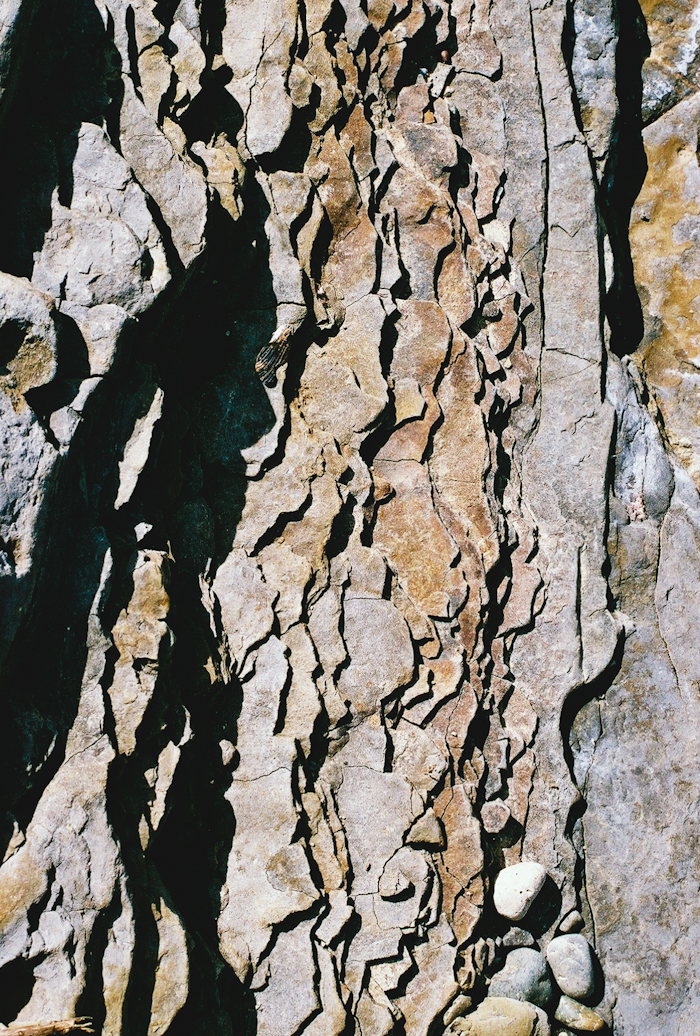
left=481, top=800, right=511, bottom=833
left=406, top=808, right=446, bottom=848
left=558, top=910, right=584, bottom=934
left=546, top=935, right=595, bottom=999
left=555, top=996, right=604, bottom=1032
left=488, top=947, right=554, bottom=1009
left=502, top=927, right=535, bottom=949
left=449, top=997, right=550, bottom=1036
left=444, top=994, right=473, bottom=1025
left=493, top=861, right=548, bottom=921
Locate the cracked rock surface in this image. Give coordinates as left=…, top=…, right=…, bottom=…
left=0, top=1, right=699, bottom=1034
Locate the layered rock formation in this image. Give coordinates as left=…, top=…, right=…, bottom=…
left=0, top=0, right=698, bottom=1034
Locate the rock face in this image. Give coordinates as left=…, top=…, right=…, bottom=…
left=0, top=1, right=698, bottom=1035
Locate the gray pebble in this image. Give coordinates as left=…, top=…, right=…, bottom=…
left=488, top=947, right=554, bottom=1009
left=502, top=927, right=536, bottom=949
left=546, top=934, right=595, bottom=999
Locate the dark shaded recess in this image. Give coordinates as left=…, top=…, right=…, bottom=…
left=557, top=634, right=624, bottom=982
left=147, top=625, right=253, bottom=1036
left=200, top=0, right=227, bottom=61
left=0, top=179, right=278, bottom=1034
left=599, top=0, right=650, bottom=356
left=0, top=337, right=178, bottom=859
left=390, top=4, right=440, bottom=102
left=24, top=311, right=92, bottom=426
left=0, top=32, right=274, bottom=1033
left=75, top=882, right=124, bottom=1036
left=97, top=144, right=280, bottom=1036
left=561, top=633, right=625, bottom=837
left=0, top=321, right=26, bottom=372
left=0, top=954, right=44, bottom=1025
left=136, top=183, right=277, bottom=571
left=179, top=64, right=243, bottom=145
left=0, top=0, right=122, bottom=277
left=257, top=107, right=313, bottom=174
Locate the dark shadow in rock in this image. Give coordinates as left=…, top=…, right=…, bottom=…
left=145, top=570, right=252, bottom=1036
left=0, top=0, right=122, bottom=277
left=75, top=883, right=124, bottom=1035
left=584, top=946, right=607, bottom=1008
left=257, top=106, right=312, bottom=175
left=24, top=310, right=91, bottom=423
left=0, top=954, right=43, bottom=1024
left=108, top=164, right=279, bottom=1034
left=521, top=875, right=563, bottom=939
left=179, top=64, right=243, bottom=145
left=600, top=0, right=650, bottom=356
left=137, top=179, right=277, bottom=572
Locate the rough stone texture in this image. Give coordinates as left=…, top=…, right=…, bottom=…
left=0, top=1, right=698, bottom=1035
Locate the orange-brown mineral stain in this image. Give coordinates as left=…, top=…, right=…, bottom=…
left=630, top=93, right=700, bottom=486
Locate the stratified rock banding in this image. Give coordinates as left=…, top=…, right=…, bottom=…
left=0, top=0, right=699, bottom=1034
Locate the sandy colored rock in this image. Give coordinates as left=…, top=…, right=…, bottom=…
left=449, top=998, right=550, bottom=1036
left=0, top=2, right=699, bottom=1035
left=554, top=997, right=604, bottom=1032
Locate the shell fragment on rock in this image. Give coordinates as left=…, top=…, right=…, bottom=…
left=255, top=324, right=295, bottom=386
left=493, top=860, right=547, bottom=921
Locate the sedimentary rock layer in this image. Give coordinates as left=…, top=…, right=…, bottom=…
left=0, top=1, right=698, bottom=1034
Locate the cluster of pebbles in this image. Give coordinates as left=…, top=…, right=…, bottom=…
left=444, top=862, right=608, bottom=1035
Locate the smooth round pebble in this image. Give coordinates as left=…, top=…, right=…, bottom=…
left=555, top=995, right=604, bottom=1032
left=546, top=934, right=594, bottom=999
left=493, top=860, right=547, bottom=921
left=449, top=997, right=550, bottom=1036
left=558, top=910, right=584, bottom=934
left=488, top=947, right=554, bottom=1009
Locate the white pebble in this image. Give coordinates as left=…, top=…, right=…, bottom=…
left=493, top=860, right=547, bottom=921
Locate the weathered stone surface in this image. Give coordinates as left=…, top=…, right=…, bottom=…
left=0, top=1, right=698, bottom=1034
